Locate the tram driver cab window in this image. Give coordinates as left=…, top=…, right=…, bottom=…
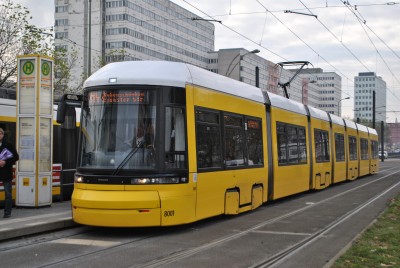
left=164, top=107, right=186, bottom=169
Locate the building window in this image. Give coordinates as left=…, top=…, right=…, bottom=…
left=55, top=19, right=68, bottom=26
left=55, top=5, right=68, bottom=13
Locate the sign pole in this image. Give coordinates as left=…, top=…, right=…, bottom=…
left=16, top=55, right=53, bottom=207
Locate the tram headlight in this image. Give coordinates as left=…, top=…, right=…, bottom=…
left=133, top=178, right=152, bottom=184
left=74, top=175, right=84, bottom=183
left=130, top=177, right=188, bottom=184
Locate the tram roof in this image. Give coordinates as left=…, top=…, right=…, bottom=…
left=84, top=61, right=265, bottom=103
left=267, top=93, right=308, bottom=116
left=367, top=127, right=378, bottom=135
left=356, top=123, right=369, bottom=133
left=329, top=113, right=345, bottom=126
left=343, top=119, right=357, bottom=130
left=308, top=106, right=330, bottom=122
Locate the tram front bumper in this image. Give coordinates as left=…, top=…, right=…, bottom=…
left=72, top=188, right=161, bottom=227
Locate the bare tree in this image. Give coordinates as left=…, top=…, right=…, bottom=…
left=53, top=46, right=84, bottom=98
left=0, top=0, right=52, bottom=87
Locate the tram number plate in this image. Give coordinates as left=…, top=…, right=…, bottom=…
left=164, top=210, right=175, bottom=217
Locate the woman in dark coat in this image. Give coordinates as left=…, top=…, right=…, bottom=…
left=0, top=128, right=19, bottom=218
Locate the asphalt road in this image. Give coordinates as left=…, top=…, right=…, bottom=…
left=0, top=159, right=399, bottom=268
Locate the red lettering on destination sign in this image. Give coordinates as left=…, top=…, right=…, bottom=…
left=89, top=91, right=146, bottom=105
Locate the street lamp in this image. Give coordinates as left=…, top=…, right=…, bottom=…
left=225, top=49, right=260, bottom=78
left=337, top=97, right=350, bottom=116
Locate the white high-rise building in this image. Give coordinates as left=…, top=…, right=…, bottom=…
left=354, top=72, right=387, bottom=123
left=296, top=68, right=343, bottom=116
left=54, top=0, right=215, bottom=93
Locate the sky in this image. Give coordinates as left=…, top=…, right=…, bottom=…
left=11, top=0, right=400, bottom=122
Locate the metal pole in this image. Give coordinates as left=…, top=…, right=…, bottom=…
left=380, top=120, right=384, bottom=162
left=372, top=90, right=376, bottom=129
left=88, top=0, right=92, bottom=76
left=255, top=66, right=259, bottom=88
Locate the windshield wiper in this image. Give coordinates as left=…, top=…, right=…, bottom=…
left=112, top=141, right=143, bottom=175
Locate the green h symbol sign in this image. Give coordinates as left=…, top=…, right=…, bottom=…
left=42, top=62, right=50, bottom=76
left=23, top=61, right=35, bottom=75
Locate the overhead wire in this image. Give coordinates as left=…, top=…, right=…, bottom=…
left=255, top=0, right=354, bottom=98
left=337, top=0, right=400, bottom=104
left=56, top=1, right=398, bottom=117
left=181, top=0, right=287, bottom=61
left=298, top=0, right=370, bottom=71
left=212, top=0, right=400, bottom=113
left=192, top=0, right=398, bottom=103
left=179, top=0, right=355, bottom=100
left=297, top=0, right=400, bottom=107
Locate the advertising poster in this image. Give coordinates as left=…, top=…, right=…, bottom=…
left=18, top=117, right=35, bottom=172
left=39, top=118, right=52, bottom=172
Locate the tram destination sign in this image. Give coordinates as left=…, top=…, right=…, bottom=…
left=88, top=90, right=148, bottom=105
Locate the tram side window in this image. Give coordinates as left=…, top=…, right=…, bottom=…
left=195, top=108, right=264, bottom=170
left=349, top=136, right=358, bottom=160
left=298, top=128, right=307, bottom=163
left=371, top=140, right=379, bottom=159
left=335, top=133, right=345, bottom=162
left=246, top=118, right=263, bottom=166
left=277, top=122, right=307, bottom=165
left=165, top=107, right=186, bottom=169
left=196, top=110, right=222, bottom=169
left=315, top=129, right=330, bottom=162
left=224, top=114, right=245, bottom=167
left=287, top=126, right=299, bottom=164
left=277, top=124, right=287, bottom=164
left=360, top=138, right=369, bottom=160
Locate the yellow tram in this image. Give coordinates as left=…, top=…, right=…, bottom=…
left=57, top=61, right=379, bottom=227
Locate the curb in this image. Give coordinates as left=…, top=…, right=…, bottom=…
left=0, top=218, right=77, bottom=241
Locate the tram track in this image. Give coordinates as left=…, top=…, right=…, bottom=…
left=252, top=176, right=400, bottom=268
left=132, top=167, right=400, bottom=268
left=2, top=165, right=398, bottom=268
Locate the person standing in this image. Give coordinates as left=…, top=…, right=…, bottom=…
left=0, top=128, right=19, bottom=218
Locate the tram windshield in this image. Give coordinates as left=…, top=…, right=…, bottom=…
left=79, top=88, right=158, bottom=170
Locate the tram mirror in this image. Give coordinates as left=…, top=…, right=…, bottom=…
left=62, top=106, right=76, bottom=130
left=56, top=100, right=66, bottom=124
left=56, top=94, right=83, bottom=124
